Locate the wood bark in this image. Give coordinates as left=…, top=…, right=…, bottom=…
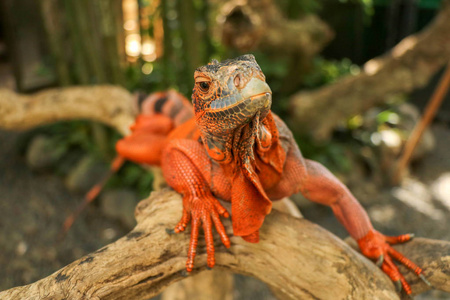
left=289, top=0, right=450, bottom=140
left=218, top=0, right=334, bottom=55
left=0, top=85, right=136, bottom=135
left=161, top=269, right=234, bottom=300
left=1, top=190, right=449, bottom=300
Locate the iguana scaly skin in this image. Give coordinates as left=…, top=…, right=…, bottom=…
left=116, top=55, right=427, bottom=295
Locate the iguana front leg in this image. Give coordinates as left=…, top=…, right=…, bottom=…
left=273, top=146, right=428, bottom=295
left=162, top=139, right=231, bottom=271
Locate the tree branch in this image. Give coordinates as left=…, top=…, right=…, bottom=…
left=0, top=85, right=136, bottom=135
left=1, top=190, right=448, bottom=299
left=218, top=0, right=334, bottom=55
left=289, top=0, right=450, bottom=140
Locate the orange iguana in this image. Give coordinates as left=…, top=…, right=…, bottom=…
left=99, top=55, right=427, bottom=294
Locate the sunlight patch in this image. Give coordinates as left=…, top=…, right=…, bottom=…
left=431, top=172, right=450, bottom=211
left=392, top=178, right=444, bottom=221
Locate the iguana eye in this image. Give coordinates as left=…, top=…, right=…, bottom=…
left=195, top=76, right=211, bottom=93
left=199, top=81, right=210, bottom=92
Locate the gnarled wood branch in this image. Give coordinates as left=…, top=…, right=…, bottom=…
left=0, top=85, right=136, bottom=135
left=218, top=0, right=334, bottom=55
left=1, top=190, right=449, bottom=299
left=290, top=0, right=450, bottom=140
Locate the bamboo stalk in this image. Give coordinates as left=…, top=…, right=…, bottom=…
left=153, top=1, right=164, bottom=60
left=114, top=0, right=126, bottom=70
left=200, top=0, right=214, bottom=60
left=97, top=0, right=124, bottom=85
left=161, top=0, right=174, bottom=88
left=110, top=0, right=126, bottom=85
left=89, top=0, right=121, bottom=157
left=392, top=62, right=450, bottom=184
left=63, top=0, right=90, bottom=84
left=39, top=0, right=71, bottom=86
left=178, top=0, right=202, bottom=90
left=76, top=0, right=106, bottom=83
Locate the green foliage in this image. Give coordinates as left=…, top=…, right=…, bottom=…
left=278, top=0, right=322, bottom=17
left=254, top=52, right=290, bottom=80
left=125, top=61, right=167, bottom=93
left=335, top=0, right=374, bottom=17
left=295, top=104, right=403, bottom=175
left=296, top=135, right=353, bottom=174
left=376, top=110, right=400, bottom=125
left=303, top=57, right=360, bottom=89
left=107, top=163, right=154, bottom=198
left=31, top=121, right=114, bottom=159
left=25, top=120, right=154, bottom=197
left=360, top=0, right=374, bottom=16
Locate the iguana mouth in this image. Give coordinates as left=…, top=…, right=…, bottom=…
left=207, top=92, right=271, bottom=112
left=207, top=76, right=272, bottom=113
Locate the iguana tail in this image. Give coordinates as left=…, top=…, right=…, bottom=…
left=60, top=156, right=125, bottom=235
left=114, top=90, right=194, bottom=165
left=138, top=89, right=194, bottom=127
left=62, top=91, right=192, bottom=234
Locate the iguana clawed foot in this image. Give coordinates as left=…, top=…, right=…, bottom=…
left=358, top=229, right=430, bottom=295
left=173, top=194, right=230, bottom=272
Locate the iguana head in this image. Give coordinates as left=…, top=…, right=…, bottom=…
left=192, top=54, right=272, bottom=136
left=192, top=55, right=277, bottom=240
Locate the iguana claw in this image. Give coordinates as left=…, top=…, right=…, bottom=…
left=395, top=280, right=402, bottom=293
left=358, top=229, right=425, bottom=295
left=419, top=274, right=432, bottom=287
left=174, top=194, right=231, bottom=272
left=376, top=254, right=384, bottom=267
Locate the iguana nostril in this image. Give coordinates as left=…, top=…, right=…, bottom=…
left=234, top=74, right=243, bottom=88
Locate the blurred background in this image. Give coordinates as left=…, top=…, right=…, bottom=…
left=0, top=0, right=449, bottom=298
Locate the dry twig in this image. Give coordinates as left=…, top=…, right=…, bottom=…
left=393, top=63, right=450, bottom=184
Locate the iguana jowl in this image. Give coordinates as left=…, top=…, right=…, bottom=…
left=116, top=55, right=427, bottom=295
